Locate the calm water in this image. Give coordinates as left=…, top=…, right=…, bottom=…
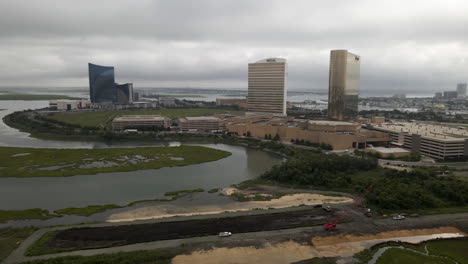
left=0, top=100, right=283, bottom=210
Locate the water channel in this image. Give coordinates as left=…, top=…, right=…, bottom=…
left=0, top=101, right=283, bottom=211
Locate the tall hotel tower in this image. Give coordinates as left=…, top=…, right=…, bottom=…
left=247, top=58, right=287, bottom=115
left=328, top=50, right=360, bottom=121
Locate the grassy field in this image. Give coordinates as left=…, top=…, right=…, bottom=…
left=22, top=249, right=178, bottom=264
left=0, top=94, right=81, bottom=100
left=426, top=238, right=468, bottom=263
left=47, top=108, right=244, bottom=128
left=0, top=227, right=37, bottom=262
left=0, top=145, right=231, bottom=177
left=355, top=238, right=468, bottom=264
left=0, top=209, right=58, bottom=223
left=54, top=204, right=122, bottom=217
left=376, top=248, right=448, bottom=264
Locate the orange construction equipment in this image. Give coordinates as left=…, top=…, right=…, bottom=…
left=324, top=184, right=374, bottom=230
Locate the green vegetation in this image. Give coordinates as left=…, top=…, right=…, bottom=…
left=0, top=227, right=37, bottom=262
left=376, top=248, right=448, bottom=264
left=0, top=93, right=81, bottom=100
left=0, top=209, right=58, bottom=223
left=47, top=108, right=244, bottom=128
left=22, top=249, right=178, bottom=264
left=354, top=149, right=421, bottom=162
left=426, top=238, right=468, bottom=263
left=54, top=204, right=122, bottom=216
left=353, top=237, right=468, bottom=264
left=260, top=150, right=468, bottom=211
left=0, top=145, right=231, bottom=177
left=230, top=192, right=286, bottom=202
left=207, top=188, right=219, bottom=193
left=25, top=231, right=61, bottom=256
left=164, top=188, right=204, bottom=196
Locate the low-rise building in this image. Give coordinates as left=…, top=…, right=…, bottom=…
left=369, top=122, right=468, bottom=160
left=179, top=116, right=223, bottom=132
left=225, top=115, right=390, bottom=150
left=49, top=100, right=90, bottom=111
left=365, top=147, right=410, bottom=158
left=112, top=115, right=170, bottom=131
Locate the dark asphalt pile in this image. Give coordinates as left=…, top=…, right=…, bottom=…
left=49, top=209, right=331, bottom=249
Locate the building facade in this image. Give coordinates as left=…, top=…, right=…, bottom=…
left=112, top=115, right=170, bottom=131
left=49, top=100, right=90, bottom=111
left=179, top=117, right=223, bottom=132
left=247, top=58, right=287, bottom=115
left=88, top=63, right=117, bottom=104
left=225, top=115, right=389, bottom=150
left=457, top=83, right=467, bottom=98
left=369, top=122, right=468, bottom=160
left=328, top=50, right=360, bottom=121
left=444, top=91, right=458, bottom=100
left=116, top=83, right=133, bottom=104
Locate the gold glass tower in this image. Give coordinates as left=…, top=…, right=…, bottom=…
left=247, top=58, right=287, bottom=115
left=328, top=50, right=360, bottom=121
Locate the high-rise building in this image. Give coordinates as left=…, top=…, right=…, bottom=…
left=443, top=91, right=458, bottom=100
left=116, top=83, right=133, bottom=104
left=247, top=58, right=287, bottom=115
left=434, top=92, right=443, bottom=99
left=457, top=83, right=467, bottom=98
left=328, top=50, right=360, bottom=121
left=88, top=63, right=117, bottom=104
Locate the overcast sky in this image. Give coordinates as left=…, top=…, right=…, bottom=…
left=1, top=0, right=467, bottom=93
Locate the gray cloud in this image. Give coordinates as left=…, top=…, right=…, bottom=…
left=0, top=0, right=467, bottom=94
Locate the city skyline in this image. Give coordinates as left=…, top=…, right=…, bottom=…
left=0, top=1, right=468, bottom=93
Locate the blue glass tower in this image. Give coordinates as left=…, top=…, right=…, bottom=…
left=88, top=63, right=117, bottom=104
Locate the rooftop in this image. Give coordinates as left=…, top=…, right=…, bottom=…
left=113, top=115, right=167, bottom=121
left=181, top=116, right=221, bottom=121
left=369, top=147, right=409, bottom=153
left=308, top=120, right=358, bottom=126
left=373, top=122, right=468, bottom=142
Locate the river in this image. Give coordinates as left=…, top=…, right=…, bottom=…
left=0, top=101, right=283, bottom=211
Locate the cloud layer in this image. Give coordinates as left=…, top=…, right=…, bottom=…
left=1, top=0, right=467, bottom=93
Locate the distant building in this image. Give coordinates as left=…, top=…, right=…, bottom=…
left=116, top=83, right=133, bottom=104
left=112, top=115, right=170, bottom=131
left=328, top=50, right=360, bottom=121
left=443, top=91, right=458, bottom=100
left=216, top=98, right=247, bottom=109
left=88, top=63, right=117, bottom=104
left=88, top=63, right=133, bottom=104
left=247, top=58, right=287, bottom=115
left=49, top=100, right=90, bottom=111
left=159, top=97, right=176, bottom=107
left=133, top=92, right=140, bottom=101
left=457, top=83, right=467, bottom=98
left=371, top=116, right=386, bottom=124
left=179, top=117, right=223, bottom=132
left=434, top=92, right=443, bottom=99
left=392, top=94, right=406, bottom=99
left=369, top=122, right=468, bottom=160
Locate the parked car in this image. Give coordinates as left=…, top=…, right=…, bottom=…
left=393, top=215, right=405, bottom=220
left=219, top=231, right=232, bottom=237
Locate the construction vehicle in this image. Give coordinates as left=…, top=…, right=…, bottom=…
left=324, top=184, right=374, bottom=231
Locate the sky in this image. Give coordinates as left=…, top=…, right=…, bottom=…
left=0, top=0, right=468, bottom=94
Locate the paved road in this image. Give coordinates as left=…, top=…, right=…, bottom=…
left=4, top=207, right=468, bottom=264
